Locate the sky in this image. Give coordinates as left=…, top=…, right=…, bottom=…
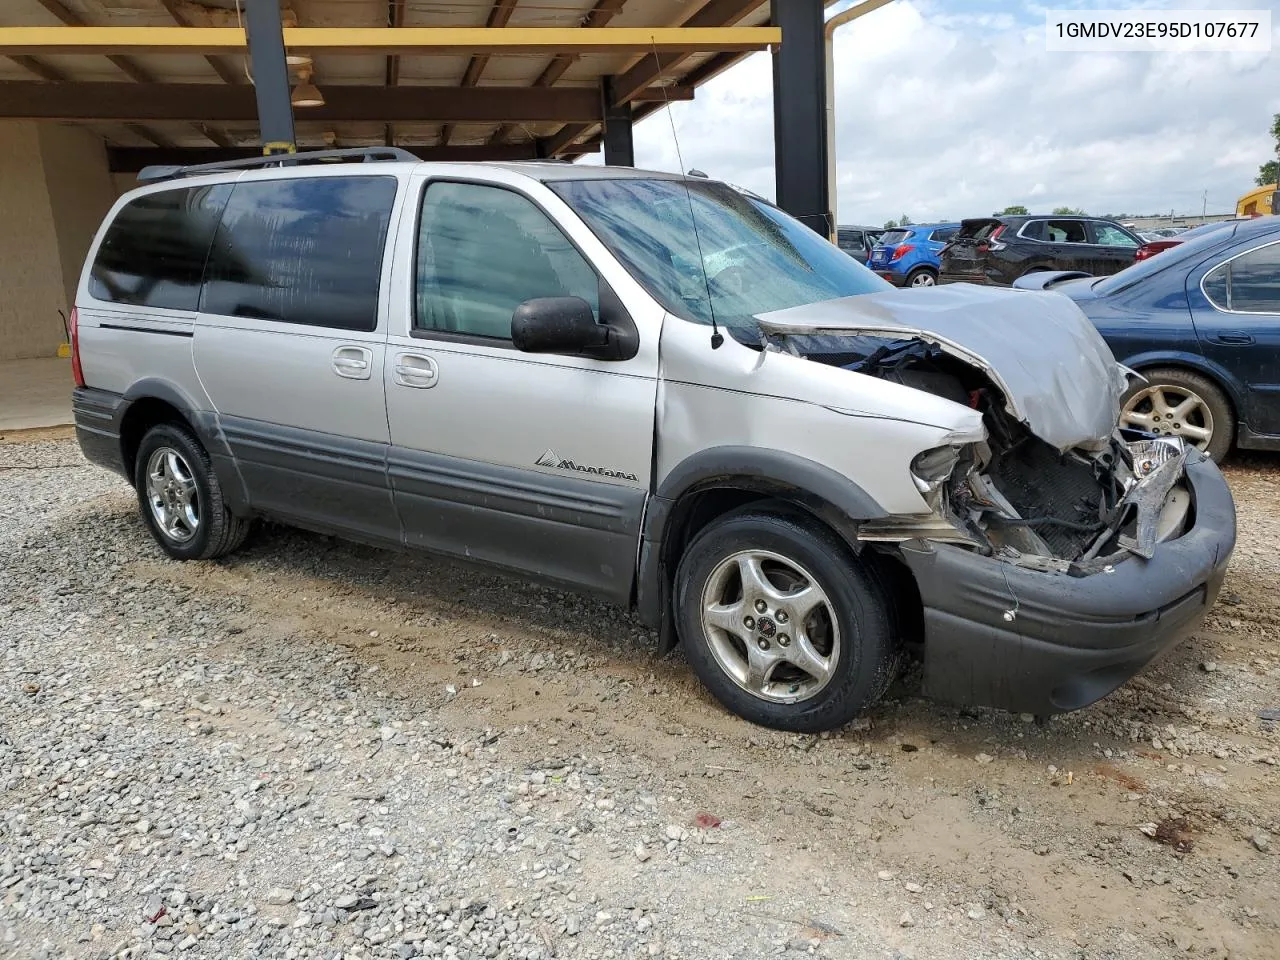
left=589, top=0, right=1280, bottom=226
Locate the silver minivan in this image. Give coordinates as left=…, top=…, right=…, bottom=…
left=71, top=149, right=1237, bottom=732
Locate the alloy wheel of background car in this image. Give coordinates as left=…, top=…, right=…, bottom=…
left=675, top=506, right=899, bottom=733
left=1119, top=367, right=1234, bottom=462
left=134, top=423, right=253, bottom=561
left=907, top=269, right=936, bottom=287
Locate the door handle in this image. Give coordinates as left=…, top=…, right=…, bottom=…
left=1208, top=332, right=1254, bottom=345
left=332, top=345, right=373, bottom=380
left=394, top=352, right=439, bottom=389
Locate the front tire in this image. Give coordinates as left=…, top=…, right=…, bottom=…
left=674, top=508, right=899, bottom=732
left=134, top=423, right=251, bottom=560
left=1119, top=367, right=1233, bottom=462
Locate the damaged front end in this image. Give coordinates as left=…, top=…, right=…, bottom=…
left=767, top=328, right=1193, bottom=572
left=756, top=287, right=1236, bottom=716
left=754, top=286, right=1197, bottom=572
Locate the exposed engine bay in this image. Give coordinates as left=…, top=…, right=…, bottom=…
left=768, top=332, right=1192, bottom=573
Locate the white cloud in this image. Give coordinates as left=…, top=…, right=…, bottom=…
left=622, top=0, right=1280, bottom=224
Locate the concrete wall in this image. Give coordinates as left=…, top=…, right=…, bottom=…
left=38, top=125, right=117, bottom=320
left=0, top=121, right=117, bottom=361
left=0, top=122, right=65, bottom=362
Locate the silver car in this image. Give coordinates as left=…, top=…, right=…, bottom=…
left=70, top=149, right=1237, bottom=732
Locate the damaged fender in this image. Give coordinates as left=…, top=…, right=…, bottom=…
left=757, top=283, right=1129, bottom=452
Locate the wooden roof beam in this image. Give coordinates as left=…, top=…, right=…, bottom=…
left=0, top=26, right=780, bottom=56
left=444, top=0, right=521, bottom=146
left=157, top=0, right=243, bottom=85
left=108, top=142, right=541, bottom=173
left=489, top=0, right=629, bottom=145
left=0, top=81, right=606, bottom=124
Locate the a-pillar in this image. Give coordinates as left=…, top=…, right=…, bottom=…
left=771, top=0, right=831, bottom=235
left=600, top=77, right=635, bottom=167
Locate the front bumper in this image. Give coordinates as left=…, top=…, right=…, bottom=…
left=898, top=453, right=1236, bottom=715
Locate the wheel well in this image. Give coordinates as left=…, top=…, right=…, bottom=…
left=653, top=486, right=923, bottom=652
left=119, top=397, right=192, bottom=484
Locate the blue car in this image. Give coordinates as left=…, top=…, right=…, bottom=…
left=1014, top=216, right=1280, bottom=461
left=866, top=222, right=961, bottom=287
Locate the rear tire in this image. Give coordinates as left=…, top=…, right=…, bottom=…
left=134, top=423, right=251, bottom=560
left=1119, top=367, right=1234, bottom=462
left=674, top=508, right=900, bottom=733
left=905, top=267, right=937, bottom=287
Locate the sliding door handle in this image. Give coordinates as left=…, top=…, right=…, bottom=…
left=394, top=353, right=439, bottom=389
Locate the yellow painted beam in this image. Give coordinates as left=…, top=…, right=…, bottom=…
left=0, top=26, right=781, bottom=56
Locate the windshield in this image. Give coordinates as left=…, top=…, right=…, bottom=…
left=549, top=177, right=890, bottom=342
left=1094, top=221, right=1243, bottom=295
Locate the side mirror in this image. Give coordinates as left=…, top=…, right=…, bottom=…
left=511, top=297, right=610, bottom=356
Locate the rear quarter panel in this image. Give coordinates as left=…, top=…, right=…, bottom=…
left=73, top=183, right=214, bottom=410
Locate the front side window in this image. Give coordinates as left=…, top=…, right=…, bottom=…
left=89, top=184, right=231, bottom=310
left=550, top=178, right=891, bottom=342
left=1203, top=242, right=1280, bottom=313
left=1094, top=224, right=1138, bottom=247
left=414, top=181, right=599, bottom=340
left=200, top=176, right=397, bottom=331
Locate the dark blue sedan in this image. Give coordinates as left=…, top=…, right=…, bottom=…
left=1013, top=216, right=1280, bottom=461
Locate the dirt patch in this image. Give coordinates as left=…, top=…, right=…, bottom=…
left=7, top=442, right=1278, bottom=959
left=0, top=424, right=74, bottom=444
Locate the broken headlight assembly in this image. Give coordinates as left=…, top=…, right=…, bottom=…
left=909, top=444, right=964, bottom=509
left=873, top=431, right=1193, bottom=572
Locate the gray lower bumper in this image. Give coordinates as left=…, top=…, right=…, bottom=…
left=899, top=453, right=1237, bottom=715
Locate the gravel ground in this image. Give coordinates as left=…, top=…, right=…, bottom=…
left=1, top=431, right=1277, bottom=960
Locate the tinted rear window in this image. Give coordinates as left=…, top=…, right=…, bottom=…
left=930, top=227, right=958, bottom=242
left=877, top=230, right=911, bottom=246
left=89, top=184, right=232, bottom=311
left=957, top=220, right=1002, bottom=240
left=200, top=176, right=398, bottom=331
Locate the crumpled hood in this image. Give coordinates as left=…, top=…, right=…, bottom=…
left=756, top=283, right=1128, bottom=451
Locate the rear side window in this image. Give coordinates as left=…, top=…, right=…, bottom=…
left=89, top=184, right=231, bottom=311
left=200, top=176, right=397, bottom=331
left=1203, top=241, right=1280, bottom=313
left=838, top=230, right=866, bottom=249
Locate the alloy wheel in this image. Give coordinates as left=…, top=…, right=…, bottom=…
left=699, top=549, right=841, bottom=704
left=145, top=446, right=201, bottom=543
left=1120, top=384, right=1213, bottom=450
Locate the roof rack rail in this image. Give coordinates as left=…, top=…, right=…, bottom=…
left=136, top=146, right=419, bottom=184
